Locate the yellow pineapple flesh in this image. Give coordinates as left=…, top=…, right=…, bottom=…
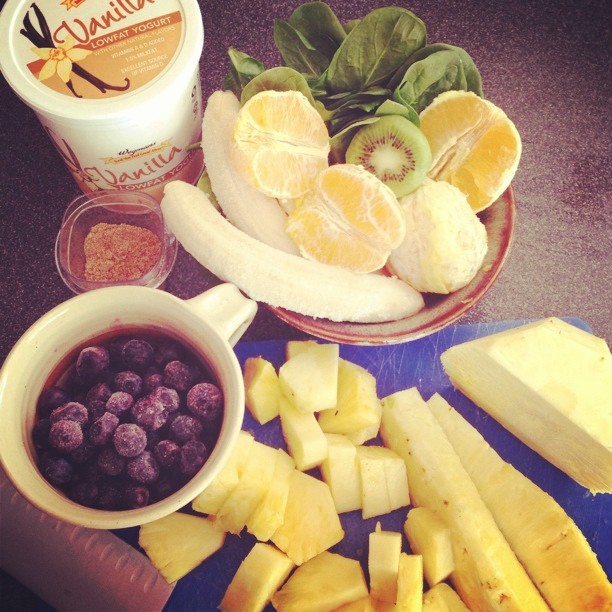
left=428, top=392, right=612, bottom=611
left=396, top=553, right=424, bottom=612
left=423, top=583, right=470, bottom=611
left=244, top=356, right=281, bottom=424
left=271, top=469, right=344, bottom=566
left=219, top=542, right=294, bottom=612
left=271, top=551, right=368, bottom=611
left=368, top=523, right=402, bottom=603
left=138, top=512, right=226, bottom=583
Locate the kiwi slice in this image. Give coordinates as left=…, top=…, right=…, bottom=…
left=346, top=115, right=432, bottom=197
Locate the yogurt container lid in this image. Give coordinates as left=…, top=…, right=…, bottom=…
left=0, top=0, right=203, bottom=122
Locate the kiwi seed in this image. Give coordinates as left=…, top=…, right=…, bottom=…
left=346, top=115, right=432, bottom=197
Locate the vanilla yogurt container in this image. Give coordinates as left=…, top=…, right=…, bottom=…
left=0, top=0, right=204, bottom=201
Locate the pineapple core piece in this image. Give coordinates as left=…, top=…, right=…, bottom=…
left=440, top=317, right=612, bottom=493
left=368, top=523, right=402, bottom=604
left=396, top=553, right=424, bottom=612
left=318, top=359, right=381, bottom=441
left=220, top=542, right=294, bottom=612
left=272, top=551, right=368, bottom=611
left=428, top=392, right=612, bottom=611
left=380, top=387, right=549, bottom=611
left=320, top=433, right=362, bottom=514
left=278, top=342, right=339, bottom=413
left=356, top=445, right=410, bottom=519
left=271, top=469, right=344, bottom=566
left=279, top=395, right=328, bottom=471
left=138, top=512, right=226, bottom=583
left=423, top=583, right=469, bottom=611
left=244, top=356, right=281, bottom=424
left=404, top=507, right=454, bottom=587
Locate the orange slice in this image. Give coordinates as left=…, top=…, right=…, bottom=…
left=231, top=90, right=330, bottom=200
left=419, top=91, right=521, bottom=212
left=286, top=164, right=405, bottom=273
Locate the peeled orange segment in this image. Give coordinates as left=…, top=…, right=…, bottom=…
left=286, top=164, right=405, bottom=274
left=419, top=91, right=521, bottom=212
left=232, top=90, right=330, bottom=200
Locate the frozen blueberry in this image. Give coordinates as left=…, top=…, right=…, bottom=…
left=49, top=419, right=83, bottom=452
left=127, top=451, right=160, bottom=484
left=143, top=371, right=163, bottom=394
left=169, top=415, right=202, bottom=445
left=40, top=455, right=73, bottom=486
left=50, top=402, right=89, bottom=427
left=105, top=391, right=134, bottom=416
left=179, top=440, right=208, bottom=476
left=97, top=447, right=126, bottom=476
left=152, top=477, right=177, bottom=502
left=132, top=396, right=167, bottom=432
left=89, top=412, right=119, bottom=446
left=70, top=439, right=97, bottom=464
left=121, top=339, right=154, bottom=372
left=98, top=483, right=122, bottom=510
left=154, top=340, right=184, bottom=368
left=123, top=483, right=150, bottom=509
left=154, top=439, right=180, bottom=469
left=186, top=383, right=223, bottom=422
left=113, top=423, right=147, bottom=457
left=38, top=386, right=70, bottom=418
left=162, top=360, right=193, bottom=393
left=151, top=386, right=180, bottom=413
left=69, top=480, right=99, bottom=507
left=76, top=346, right=110, bottom=381
left=32, top=418, right=51, bottom=450
left=87, top=399, right=107, bottom=422
left=86, top=382, right=112, bottom=405
left=112, top=371, right=143, bottom=397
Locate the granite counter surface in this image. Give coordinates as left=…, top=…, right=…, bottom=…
left=0, top=0, right=610, bottom=609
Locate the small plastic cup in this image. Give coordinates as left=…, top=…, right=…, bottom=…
left=55, top=190, right=178, bottom=294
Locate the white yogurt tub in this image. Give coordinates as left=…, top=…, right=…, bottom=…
left=0, top=0, right=204, bottom=201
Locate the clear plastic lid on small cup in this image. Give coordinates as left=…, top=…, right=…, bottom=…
left=55, top=190, right=178, bottom=294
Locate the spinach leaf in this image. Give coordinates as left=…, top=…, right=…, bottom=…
left=273, top=19, right=330, bottom=80
left=240, top=66, right=317, bottom=107
left=223, top=47, right=265, bottom=98
left=329, top=115, right=379, bottom=163
left=325, top=7, right=427, bottom=95
left=393, top=43, right=483, bottom=113
left=287, top=2, right=346, bottom=61
left=324, top=86, right=390, bottom=112
left=375, top=99, right=420, bottom=126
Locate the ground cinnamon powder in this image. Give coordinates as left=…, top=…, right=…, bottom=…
left=84, top=222, right=162, bottom=282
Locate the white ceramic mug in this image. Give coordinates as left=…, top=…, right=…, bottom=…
left=0, top=283, right=257, bottom=529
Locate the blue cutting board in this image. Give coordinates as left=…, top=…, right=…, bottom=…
left=154, top=318, right=611, bottom=610
left=34, top=319, right=611, bottom=611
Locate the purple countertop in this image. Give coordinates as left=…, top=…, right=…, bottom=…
left=1, top=0, right=610, bottom=609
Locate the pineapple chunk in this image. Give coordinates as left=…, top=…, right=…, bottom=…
left=396, top=553, right=424, bottom=612
left=271, top=469, right=344, bottom=565
left=380, top=388, right=549, bottom=611
left=220, top=542, right=295, bottom=612
left=279, top=395, right=328, bottom=471
left=286, top=339, right=319, bottom=359
left=279, top=342, right=339, bottom=413
left=368, top=523, right=402, bottom=604
left=334, top=595, right=378, bottom=611
left=404, top=507, right=454, bottom=587
left=320, top=433, right=362, bottom=514
left=191, top=430, right=254, bottom=515
left=440, top=317, right=612, bottom=493
left=138, top=512, right=225, bottom=583
left=345, top=399, right=382, bottom=445
left=244, top=356, right=281, bottom=424
left=247, top=448, right=295, bottom=542
left=318, top=359, right=381, bottom=440
left=214, top=440, right=278, bottom=534
left=271, top=551, right=368, bottom=611
left=428, top=392, right=612, bottom=611
left=356, top=445, right=410, bottom=519
left=423, top=583, right=469, bottom=611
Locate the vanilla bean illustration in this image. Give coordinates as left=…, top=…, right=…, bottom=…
left=21, top=3, right=131, bottom=96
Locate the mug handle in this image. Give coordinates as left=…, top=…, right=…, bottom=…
left=186, top=283, right=257, bottom=346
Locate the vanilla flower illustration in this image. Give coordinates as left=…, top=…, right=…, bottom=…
left=31, top=35, right=91, bottom=83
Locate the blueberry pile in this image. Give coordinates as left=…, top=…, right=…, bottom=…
left=33, top=333, right=223, bottom=511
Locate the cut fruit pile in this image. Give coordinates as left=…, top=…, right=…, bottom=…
left=419, top=90, right=522, bottom=212
left=137, top=333, right=611, bottom=611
